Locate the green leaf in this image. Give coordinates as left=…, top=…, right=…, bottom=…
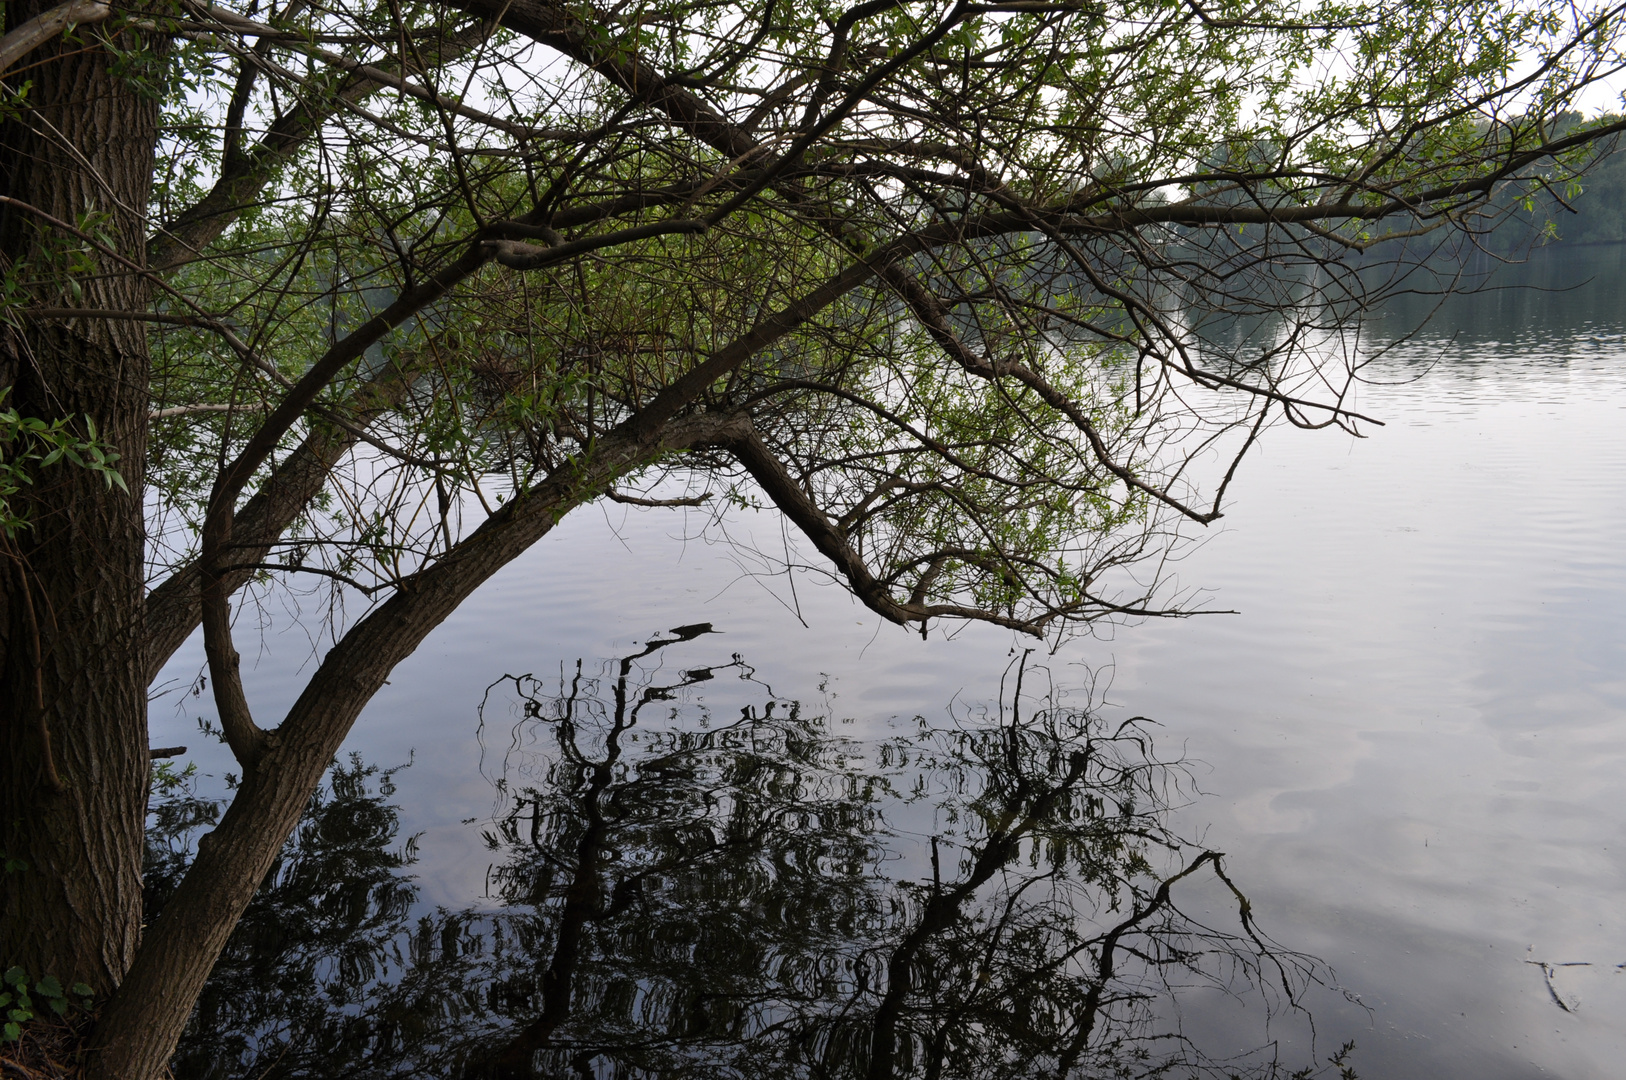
left=2, top=967, right=24, bottom=989
left=2, top=1020, right=19, bottom=1042
left=33, top=976, right=62, bottom=998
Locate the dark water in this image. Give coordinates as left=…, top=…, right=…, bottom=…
left=149, top=640, right=1338, bottom=1078
left=150, top=245, right=1626, bottom=1079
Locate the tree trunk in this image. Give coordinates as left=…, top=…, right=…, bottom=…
left=0, top=4, right=156, bottom=995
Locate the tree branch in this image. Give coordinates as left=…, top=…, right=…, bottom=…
left=605, top=490, right=712, bottom=507
left=148, top=14, right=493, bottom=269
left=725, top=420, right=1056, bottom=636
left=96, top=409, right=751, bottom=1077
left=0, top=0, right=109, bottom=75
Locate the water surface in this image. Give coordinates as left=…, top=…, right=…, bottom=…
left=151, top=244, right=1626, bottom=1079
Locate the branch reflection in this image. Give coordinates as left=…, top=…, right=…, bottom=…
left=150, top=631, right=1351, bottom=1079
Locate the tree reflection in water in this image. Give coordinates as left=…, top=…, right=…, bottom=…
left=148, top=629, right=1353, bottom=1079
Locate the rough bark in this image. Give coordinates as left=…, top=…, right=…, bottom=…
left=0, top=5, right=157, bottom=993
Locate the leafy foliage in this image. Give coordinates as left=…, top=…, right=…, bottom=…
left=0, top=389, right=128, bottom=537
left=121, top=0, right=1626, bottom=638
left=0, top=966, right=93, bottom=1043
left=1486, top=114, right=1626, bottom=247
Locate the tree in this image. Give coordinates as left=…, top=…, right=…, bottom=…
left=0, top=0, right=1623, bottom=1074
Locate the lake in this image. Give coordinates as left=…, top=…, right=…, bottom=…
left=149, top=243, right=1626, bottom=1079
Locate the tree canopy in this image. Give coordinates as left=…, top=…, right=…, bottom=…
left=2, top=0, right=1625, bottom=1075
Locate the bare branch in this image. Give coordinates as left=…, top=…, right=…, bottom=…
left=606, top=490, right=713, bottom=507
left=0, top=0, right=109, bottom=75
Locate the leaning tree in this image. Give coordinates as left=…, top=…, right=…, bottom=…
left=1, top=0, right=1623, bottom=1074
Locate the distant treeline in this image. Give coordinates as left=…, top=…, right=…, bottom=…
left=1488, top=115, right=1626, bottom=249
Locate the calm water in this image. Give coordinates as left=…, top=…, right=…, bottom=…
left=150, top=245, right=1626, bottom=1079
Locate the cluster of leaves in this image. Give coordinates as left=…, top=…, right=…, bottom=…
left=116, top=0, right=1626, bottom=640
left=1, top=967, right=92, bottom=1043
left=1472, top=114, right=1626, bottom=249
left=0, top=389, right=129, bottom=537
